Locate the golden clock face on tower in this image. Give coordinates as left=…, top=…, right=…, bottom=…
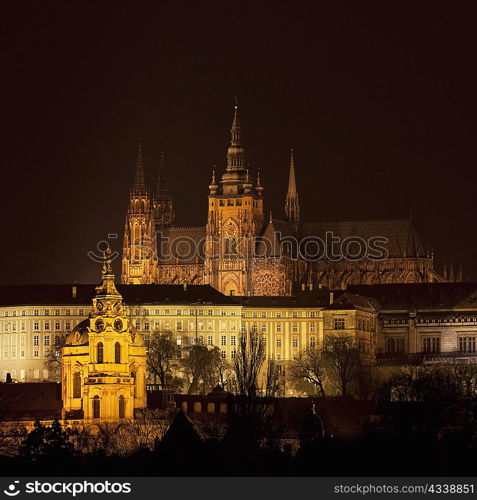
left=114, top=319, right=123, bottom=332
left=95, top=318, right=105, bottom=332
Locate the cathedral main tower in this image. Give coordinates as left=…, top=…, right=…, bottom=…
left=205, top=100, right=264, bottom=296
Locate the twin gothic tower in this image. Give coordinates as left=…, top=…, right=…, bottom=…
left=121, top=102, right=443, bottom=295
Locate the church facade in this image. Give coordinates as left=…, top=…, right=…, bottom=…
left=63, top=252, right=147, bottom=421
left=121, top=102, right=449, bottom=295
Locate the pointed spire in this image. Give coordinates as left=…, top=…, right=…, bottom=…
left=153, top=150, right=175, bottom=229
left=209, top=166, right=218, bottom=195
left=285, top=148, right=300, bottom=224
left=156, top=150, right=171, bottom=202
left=226, top=97, right=246, bottom=171
left=287, top=148, right=298, bottom=197
left=132, top=145, right=147, bottom=196
left=443, top=263, right=448, bottom=281
left=232, top=96, right=240, bottom=136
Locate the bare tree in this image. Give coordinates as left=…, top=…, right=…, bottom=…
left=322, top=334, right=361, bottom=397
left=145, top=331, right=181, bottom=389
left=217, top=357, right=234, bottom=391
left=289, top=346, right=327, bottom=397
left=230, top=330, right=280, bottom=425
left=180, top=344, right=221, bottom=394
left=112, top=408, right=175, bottom=454
left=232, top=330, right=266, bottom=398
left=44, top=333, right=67, bottom=381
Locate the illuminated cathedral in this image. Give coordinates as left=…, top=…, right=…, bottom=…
left=121, top=102, right=449, bottom=295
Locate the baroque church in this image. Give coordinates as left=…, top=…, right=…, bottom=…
left=121, top=102, right=449, bottom=296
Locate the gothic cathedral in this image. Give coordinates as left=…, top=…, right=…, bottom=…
left=121, top=101, right=450, bottom=295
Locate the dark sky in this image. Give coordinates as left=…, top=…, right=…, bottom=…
left=1, top=1, right=476, bottom=284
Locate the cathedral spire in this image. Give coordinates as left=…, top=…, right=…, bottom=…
left=226, top=97, right=246, bottom=171
left=152, top=150, right=175, bottom=229
left=155, top=150, right=172, bottom=202
left=132, top=144, right=146, bottom=196
left=285, top=148, right=300, bottom=225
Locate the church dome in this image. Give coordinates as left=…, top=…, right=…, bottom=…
left=65, top=318, right=90, bottom=346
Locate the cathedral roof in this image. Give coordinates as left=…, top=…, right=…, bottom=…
left=157, top=226, right=206, bottom=265
left=302, top=219, right=425, bottom=258
left=258, top=217, right=426, bottom=260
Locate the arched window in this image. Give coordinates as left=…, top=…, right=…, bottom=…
left=97, top=342, right=104, bottom=363
left=93, top=395, right=100, bottom=419
left=73, top=371, right=81, bottom=398
left=119, top=395, right=125, bottom=419
left=115, top=342, right=121, bottom=364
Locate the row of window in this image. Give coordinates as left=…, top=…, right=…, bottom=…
left=384, top=336, right=477, bottom=354
left=247, top=322, right=317, bottom=333
left=1, top=321, right=72, bottom=333
left=132, top=309, right=239, bottom=317
left=211, top=199, right=257, bottom=208
left=246, top=311, right=318, bottom=319
left=417, top=317, right=477, bottom=324
left=2, top=369, right=48, bottom=382
left=385, top=317, right=477, bottom=325
left=2, top=309, right=86, bottom=317
left=1, top=307, right=323, bottom=320
left=131, top=309, right=319, bottom=318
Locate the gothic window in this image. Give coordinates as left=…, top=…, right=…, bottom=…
left=115, top=342, right=121, bottom=364
left=73, top=371, right=81, bottom=398
left=224, top=221, right=238, bottom=255
left=97, top=342, right=104, bottom=363
left=253, top=272, right=283, bottom=296
left=93, top=396, right=100, bottom=419
left=119, top=395, right=125, bottom=419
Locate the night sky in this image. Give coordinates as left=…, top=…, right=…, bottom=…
left=1, top=2, right=475, bottom=284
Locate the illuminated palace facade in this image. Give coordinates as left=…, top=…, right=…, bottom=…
left=2, top=280, right=477, bottom=390
left=121, top=102, right=450, bottom=296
